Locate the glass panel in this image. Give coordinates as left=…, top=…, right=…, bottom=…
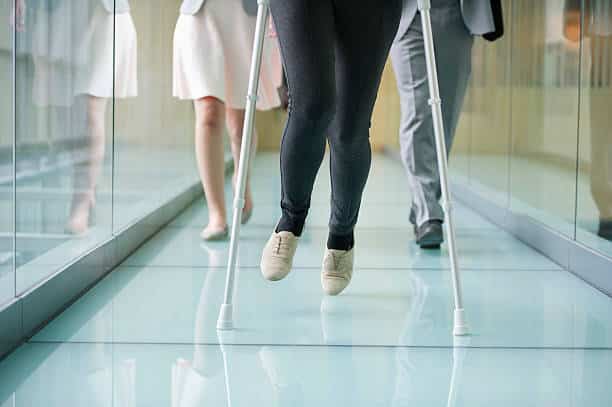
left=1, top=1, right=15, bottom=306
left=509, top=0, right=581, bottom=237
left=576, top=0, right=612, bottom=257
left=14, top=0, right=113, bottom=293
left=467, top=0, right=513, bottom=207
left=112, top=0, right=197, bottom=232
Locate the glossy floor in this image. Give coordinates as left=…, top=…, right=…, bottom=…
left=2, top=153, right=612, bottom=406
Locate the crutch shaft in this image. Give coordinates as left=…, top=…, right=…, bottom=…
left=218, top=0, right=270, bottom=330
left=418, top=0, right=468, bottom=335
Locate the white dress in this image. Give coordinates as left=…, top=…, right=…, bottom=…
left=75, top=6, right=138, bottom=98
left=172, top=0, right=282, bottom=110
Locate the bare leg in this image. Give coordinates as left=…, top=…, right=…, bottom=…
left=194, top=97, right=228, bottom=235
left=66, top=95, right=107, bottom=235
left=225, top=107, right=256, bottom=221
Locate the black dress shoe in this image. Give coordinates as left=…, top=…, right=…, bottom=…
left=415, top=220, right=444, bottom=249
left=598, top=220, right=612, bottom=241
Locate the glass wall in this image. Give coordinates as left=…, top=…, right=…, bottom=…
left=0, top=0, right=198, bottom=309
left=508, top=0, right=581, bottom=237
left=452, top=0, right=612, bottom=261
left=455, top=0, right=581, bottom=232
left=576, top=0, right=612, bottom=258
left=1, top=1, right=15, bottom=306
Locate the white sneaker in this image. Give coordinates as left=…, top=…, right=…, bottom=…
left=321, top=248, right=354, bottom=296
left=260, top=231, right=299, bottom=281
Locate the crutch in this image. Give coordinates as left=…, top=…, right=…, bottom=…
left=217, top=0, right=269, bottom=330
left=418, top=0, right=468, bottom=336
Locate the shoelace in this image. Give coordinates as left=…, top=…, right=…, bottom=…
left=273, top=235, right=293, bottom=258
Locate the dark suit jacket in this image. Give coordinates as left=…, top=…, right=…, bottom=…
left=395, top=0, right=503, bottom=43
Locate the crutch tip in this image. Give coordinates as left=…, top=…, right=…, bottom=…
left=216, top=304, right=234, bottom=331
left=453, top=308, right=469, bottom=336
left=453, top=324, right=469, bottom=336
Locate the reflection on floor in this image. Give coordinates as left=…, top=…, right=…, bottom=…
left=1, top=153, right=612, bottom=406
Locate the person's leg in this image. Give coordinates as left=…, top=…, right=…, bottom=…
left=66, top=95, right=107, bottom=235
left=269, top=0, right=336, bottom=236
left=260, top=0, right=336, bottom=282
left=317, top=0, right=400, bottom=296
left=326, top=0, right=402, bottom=248
left=390, top=3, right=473, bottom=230
left=225, top=107, right=255, bottom=222
left=194, top=97, right=228, bottom=238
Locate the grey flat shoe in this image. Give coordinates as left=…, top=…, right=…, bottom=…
left=241, top=207, right=253, bottom=225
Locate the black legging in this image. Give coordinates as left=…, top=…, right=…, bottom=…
left=270, top=0, right=401, bottom=248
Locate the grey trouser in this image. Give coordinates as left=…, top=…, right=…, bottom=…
left=391, top=0, right=473, bottom=227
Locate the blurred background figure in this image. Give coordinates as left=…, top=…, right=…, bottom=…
left=565, top=0, right=612, bottom=242
left=67, top=0, right=137, bottom=234
left=25, top=0, right=137, bottom=235
left=173, top=0, right=282, bottom=241
left=391, top=0, right=503, bottom=249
